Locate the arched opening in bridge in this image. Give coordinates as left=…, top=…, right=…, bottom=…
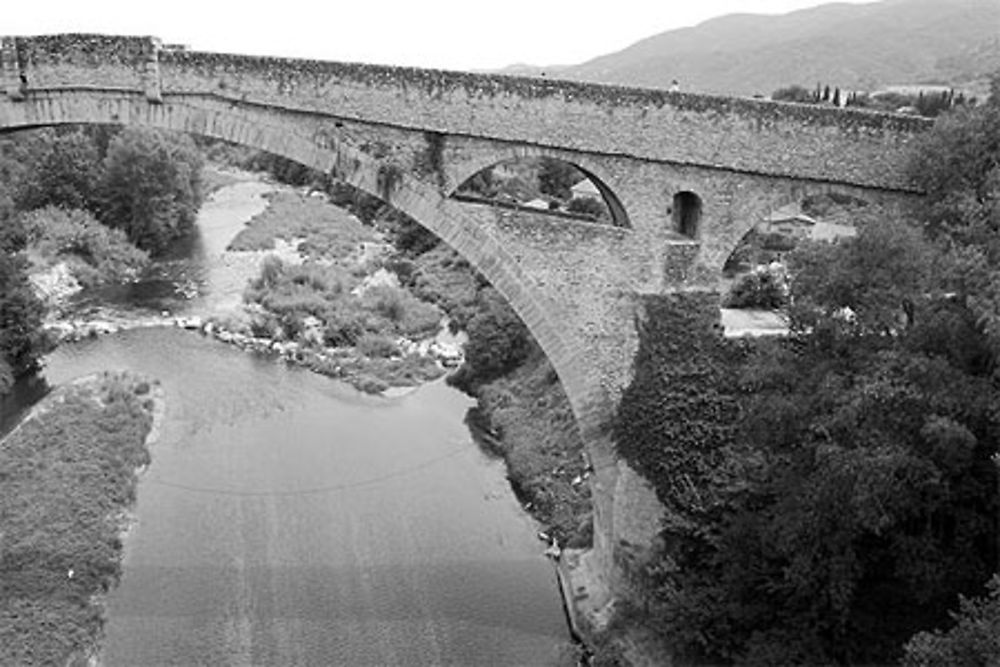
left=720, top=196, right=860, bottom=315
left=453, top=156, right=629, bottom=228
left=671, top=191, right=702, bottom=238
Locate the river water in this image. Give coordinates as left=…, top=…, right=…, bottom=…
left=23, top=176, right=569, bottom=665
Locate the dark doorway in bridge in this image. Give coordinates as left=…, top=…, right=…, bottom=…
left=672, top=191, right=702, bottom=238
left=453, top=156, right=629, bottom=227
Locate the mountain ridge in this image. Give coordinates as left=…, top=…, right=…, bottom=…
left=506, top=0, right=1000, bottom=96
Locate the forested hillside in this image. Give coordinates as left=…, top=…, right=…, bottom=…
left=540, top=0, right=1000, bottom=96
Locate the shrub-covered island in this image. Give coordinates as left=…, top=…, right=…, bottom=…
left=0, top=371, right=161, bottom=666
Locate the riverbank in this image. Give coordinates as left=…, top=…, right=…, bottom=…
left=35, top=173, right=464, bottom=395
left=0, top=370, right=162, bottom=667
left=469, top=350, right=593, bottom=549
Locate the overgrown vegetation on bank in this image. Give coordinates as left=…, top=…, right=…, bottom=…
left=607, top=78, right=1000, bottom=666
left=470, top=348, right=592, bottom=547
left=0, top=371, right=158, bottom=666
left=0, top=125, right=206, bottom=396
left=209, top=187, right=450, bottom=392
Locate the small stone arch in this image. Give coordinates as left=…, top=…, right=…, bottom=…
left=0, top=89, right=610, bottom=442
left=713, top=182, right=907, bottom=276
left=449, top=149, right=631, bottom=228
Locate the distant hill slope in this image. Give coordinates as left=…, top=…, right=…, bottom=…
left=548, top=0, right=1000, bottom=96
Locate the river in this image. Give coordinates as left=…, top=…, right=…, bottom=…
left=19, top=174, right=570, bottom=665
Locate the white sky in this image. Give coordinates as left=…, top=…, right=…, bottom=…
left=4, top=0, right=878, bottom=71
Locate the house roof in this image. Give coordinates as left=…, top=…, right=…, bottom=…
left=765, top=204, right=817, bottom=226
left=570, top=179, right=600, bottom=197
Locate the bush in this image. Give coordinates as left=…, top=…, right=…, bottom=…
left=724, top=267, right=787, bottom=309
left=449, top=288, right=531, bottom=390
left=566, top=197, right=606, bottom=220
left=320, top=300, right=370, bottom=346
left=360, top=284, right=443, bottom=338
left=355, top=332, right=399, bottom=358
left=20, top=206, right=148, bottom=286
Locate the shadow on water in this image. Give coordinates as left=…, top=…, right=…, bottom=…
left=464, top=406, right=506, bottom=460
left=0, top=373, right=52, bottom=438
left=70, top=226, right=208, bottom=316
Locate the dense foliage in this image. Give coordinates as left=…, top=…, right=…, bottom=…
left=724, top=266, right=787, bottom=309
left=0, top=253, right=46, bottom=393
left=11, top=128, right=103, bottom=213
left=612, top=86, right=1000, bottom=665
left=0, top=372, right=154, bottom=666
left=0, top=125, right=202, bottom=395
left=20, top=207, right=148, bottom=286
left=100, top=128, right=204, bottom=254
left=447, top=287, right=532, bottom=391
left=902, top=575, right=1000, bottom=666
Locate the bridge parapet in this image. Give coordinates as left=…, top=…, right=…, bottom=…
left=3, top=33, right=929, bottom=193
left=3, top=34, right=151, bottom=90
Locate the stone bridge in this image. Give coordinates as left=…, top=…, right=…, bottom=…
left=0, top=34, right=930, bottom=622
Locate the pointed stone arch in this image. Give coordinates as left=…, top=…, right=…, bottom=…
left=0, top=88, right=610, bottom=442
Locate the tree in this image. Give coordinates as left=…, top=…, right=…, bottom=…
left=99, top=128, right=204, bottom=255
left=903, top=576, right=1000, bottom=666
left=536, top=157, right=582, bottom=201
left=12, top=128, right=103, bottom=214
left=448, top=287, right=532, bottom=390
left=615, top=213, right=1000, bottom=665
left=0, top=253, right=47, bottom=388
left=787, top=215, right=933, bottom=336
left=771, top=85, right=815, bottom=103
left=906, top=95, right=1000, bottom=260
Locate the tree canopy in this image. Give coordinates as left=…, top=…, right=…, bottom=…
left=99, top=128, right=204, bottom=255
left=612, top=76, right=1000, bottom=665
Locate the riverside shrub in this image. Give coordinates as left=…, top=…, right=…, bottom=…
left=448, top=287, right=531, bottom=391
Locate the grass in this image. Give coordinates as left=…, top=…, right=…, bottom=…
left=241, top=250, right=448, bottom=392
left=228, top=191, right=378, bottom=262
left=0, top=371, right=157, bottom=666
left=310, top=351, right=445, bottom=390
left=473, top=350, right=592, bottom=548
